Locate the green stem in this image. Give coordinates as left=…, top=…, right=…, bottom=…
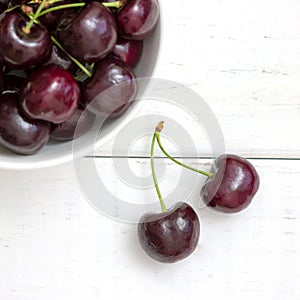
left=38, top=1, right=121, bottom=17
left=38, top=3, right=84, bottom=17
left=24, top=0, right=47, bottom=33
left=4, top=5, right=21, bottom=13
left=151, top=132, right=167, bottom=213
left=51, top=36, right=92, bottom=78
left=23, top=11, right=92, bottom=78
left=28, top=0, right=61, bottom=4
left=155, top=121, right=213, bottom=178
left=101, top=1, right=122, bottom=8
left=75, top=63, right=94, bottom=80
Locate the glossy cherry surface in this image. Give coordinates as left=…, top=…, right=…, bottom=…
left=57, top=2, right=117, bottom=63
left=41, top=44, right=77, bottom=73
left=82, top=58, right=137, bottom=118
left=0, top=12, right=51, bottom=69
left=38, top=0, right=71, bottom=30
left=110, top=38, right=143, bottom=69
left=201, top=154, right=260, bottom=213
left=20, top=67, right=80, bottom=124
left=138, top=202, right=200, bottom=263
left=51, top=107, right=95, bottom=141
left=0, top=93, right=50, bottom=155
left=117, top=0, right=159, bottom=40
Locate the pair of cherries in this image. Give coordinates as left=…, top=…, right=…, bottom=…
left=138, top=122, right=260, bottom=263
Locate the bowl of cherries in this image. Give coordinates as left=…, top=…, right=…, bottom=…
left=0, top=0, right=161, bottom=169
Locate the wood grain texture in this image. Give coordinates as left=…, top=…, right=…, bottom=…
left=1, top=0, right=300, bottom=299
left=95, top=0, right=300, bottom=157
left=0, top=158, right=299, bottom=299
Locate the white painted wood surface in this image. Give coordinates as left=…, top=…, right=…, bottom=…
left=96, top=0, right=300, bottom=158
left=0, top=159, right=299, bottom=299
left=1, top=0, right=300, bottom=299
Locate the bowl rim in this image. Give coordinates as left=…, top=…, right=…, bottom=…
left=0, top=5, right=163, bottom=171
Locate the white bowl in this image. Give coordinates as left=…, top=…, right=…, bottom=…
left=0, top=8, right=162, bottom=170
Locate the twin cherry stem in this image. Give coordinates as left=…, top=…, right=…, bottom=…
left=38, top=1, right=121, bottom=17
left=50, top=36, right=93, bottom=77
left=151, top=121, right=214, bottom=213
left=23, top=0, right=47, bottom=33
left=20, top=0, right=121, bottom=77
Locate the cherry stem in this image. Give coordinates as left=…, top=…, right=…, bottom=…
left=24, top=0, right=47, bottom=33
left=28, top=0, right=60, bottom=4
left=38, top=3, right=84, bottom=17
left=38, top=1, right=121, bottom=17
left=23, top=13, right=92, bottom=78
left=151, top=130, right=167, bottom=213
left=75, top=63, right=94, bottom=80
left=4, top=5, right=21, bottom=13
left=155, top=121, right=213, bottom=178
left=101, top=1, right=122, bottom=8
left=51, top=36, right=92, bottom=78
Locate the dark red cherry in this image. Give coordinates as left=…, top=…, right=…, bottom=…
left=201, top=154, right=260, bottom=213
left=138, top=202, right=200, bottom=263
left=81, top=58, right=137, bottom=118
left=110, top=38, right=143, bottom=69
left=20, top=67, right=80, bottom=124
left=57, top=2, right=117, bottom=63
left=0, top=12, right=51, bottom=69
left=37, top=0, right=71, bottom=30
left=50, top=107, right=95, bottom=141
left=41, top=44, right=77, bottom=73
left=117, top=0, right=159, bottom=40
left=0, top=93, right=50, bottom=155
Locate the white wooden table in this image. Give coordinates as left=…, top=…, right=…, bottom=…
left=1, top=0, right=300, bottom=299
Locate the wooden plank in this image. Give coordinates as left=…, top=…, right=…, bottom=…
left=95, top=0, right=300, bottom=158
left=0, top=158, right=299, bottom=299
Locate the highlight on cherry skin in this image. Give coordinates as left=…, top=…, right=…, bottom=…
left=138, top=202, right=201, bottom=264
left=153, top=121, right=260, bottom=214
left=137, top=123, right=200, bottom=263
left=200, top=154, right=260, bottom=213
left=0, top=0, right=160, bottom=155
left=137, top=121, right=260, bottom=263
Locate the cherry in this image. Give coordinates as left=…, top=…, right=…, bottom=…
left=57, top=2, right=117, bottom=63
left=0, top=93, right=50, bottom=155
left=200, top=154, right=260, bottom=213
left=50, top=107, right=95, bottom=141
left=41, top=44, right=78, bottom=73
left=137, top=123, right=200, bottom=263
left=0, top=0, right=158, bottom=155
left=20, top=67, right=80, bottom=124
left=110, top=38, right=143, bottom=69
left=117, top=0, right=159, bottom=40
left=37, top=0, right=71, bottom=30
left=154, top=123, right=260, bottom=213
left=81, top=58, right=137, bottom=118
left=0, top=12, right=51, bottom=69
left=138, top=202, right=200, bottom=263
